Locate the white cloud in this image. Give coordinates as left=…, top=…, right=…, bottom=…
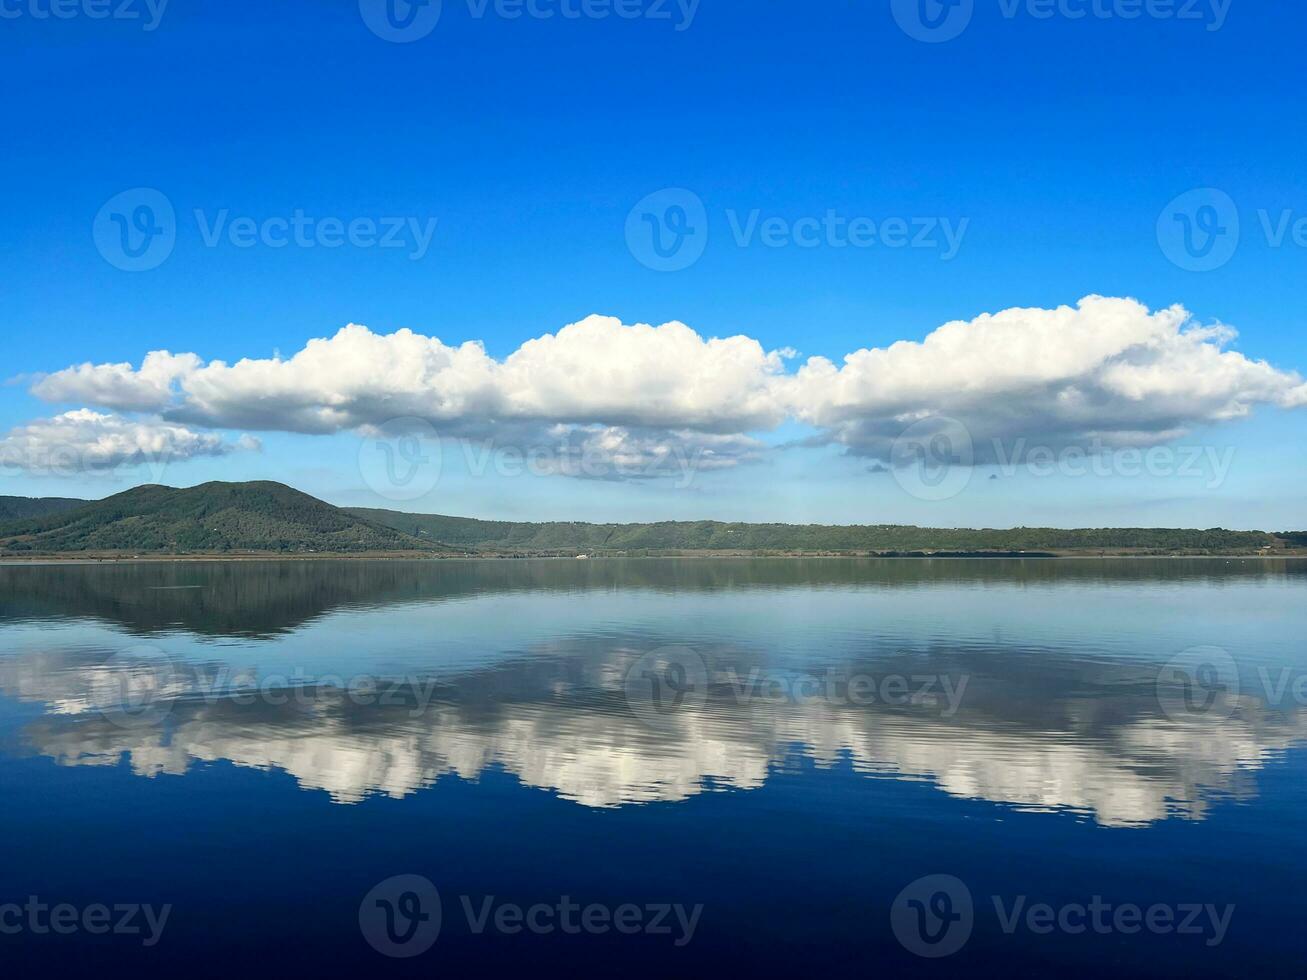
left=0, top=410, right=252, bottom=475
left=496, top=317, right=788, bottom=431
left=784, top=295, right=1307, bottom=461
left=25, top=298, right=1307, bottom=476
left=43, top=316, right=789, bottom=437
left=32, top=352, right=202, bottom=413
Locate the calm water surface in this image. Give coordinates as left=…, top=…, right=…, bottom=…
left=1, top=558, right=1305, bottom=975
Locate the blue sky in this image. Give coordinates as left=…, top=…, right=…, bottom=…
left=1, top=0, right=1305, bottom=528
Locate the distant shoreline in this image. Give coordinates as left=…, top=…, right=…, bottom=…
left=5, top=483, right=1301, bottom=559
left=3, top=550, right=1306, bottom=565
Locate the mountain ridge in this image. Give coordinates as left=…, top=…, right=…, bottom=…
left=0, top=482, right=443, bottom=555
left=0, top=482, right=1300, bottom=556
left=0, top=495, right=87, bottom=522
left=347, top=506, right=1292, bottom=556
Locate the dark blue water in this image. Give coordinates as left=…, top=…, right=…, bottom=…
left=1, top=558, right=1304, bottom=975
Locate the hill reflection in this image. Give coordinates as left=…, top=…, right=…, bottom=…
left=1, top=556, right=1303, bottom=637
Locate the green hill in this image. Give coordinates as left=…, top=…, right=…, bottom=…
left=0, top=482, right=443, bottom=555
left=346, top=506, right=1282, bottom=556
left=0, top=495, right=86, bottom=522
left=0, top=483, right=1293, bottom=557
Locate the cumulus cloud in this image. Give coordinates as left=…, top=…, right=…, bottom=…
left=0, top=410, right=253, bottom=475
left=785, top=295, right=1307, bottom=462
left=32, top=352, right=202, bottom=413
left=25, top=298, right=1307, bottom=477
left=34, top=316, right=789, bottom=437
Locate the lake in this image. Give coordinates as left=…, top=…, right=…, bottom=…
left=1, top=558, right=1304, bottom=975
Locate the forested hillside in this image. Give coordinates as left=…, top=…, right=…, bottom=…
left=348, top=507, right=1282, bottom=556
left=0, top=483, right=1292, bottom=556
left=0, top=495, right=86, bottom=522
left=0, top=483, right=442, bottom=554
